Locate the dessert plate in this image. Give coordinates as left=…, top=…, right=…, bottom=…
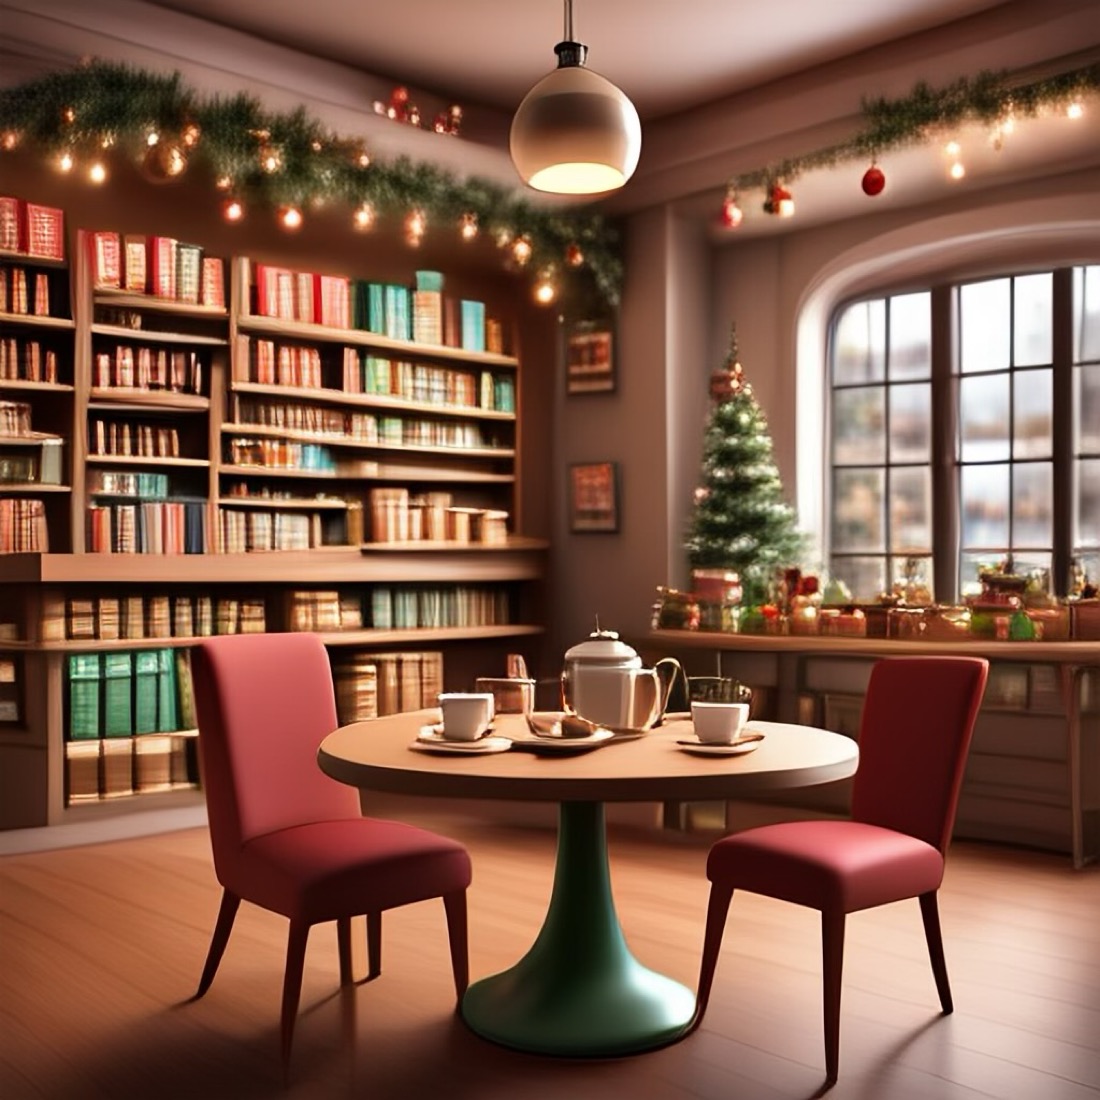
left=509, top=728, right=615, bottom=753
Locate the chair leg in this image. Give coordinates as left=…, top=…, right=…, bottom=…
left=919, top=891, right=954, bottom=1014
left=821, top=909, right=846, bottom=1084
left=337, top=917, right=353, bottom=986
left=443, top=891, right=469, bottom=1000
left=367, top=912, right=382, bottom=980
left=693, top=880, right=735, bottom=1029
left=281, top=921, right=310, bottom=1074
left=195, top=890, right=240, bottom=998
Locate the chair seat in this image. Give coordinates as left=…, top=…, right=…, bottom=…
left=707, top=820, right=945, bottom=914
left=231, top=817, right=472, bottom=925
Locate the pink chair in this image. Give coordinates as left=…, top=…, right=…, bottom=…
left=695, top=656, right=988, bottom=1084
left=190, top=632, right=471, bottom=1069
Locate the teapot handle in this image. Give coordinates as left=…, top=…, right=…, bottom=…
left=652, top=657, right=685, bottom=727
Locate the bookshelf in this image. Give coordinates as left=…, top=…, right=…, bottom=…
left=0, top=199, right=551, bottom=832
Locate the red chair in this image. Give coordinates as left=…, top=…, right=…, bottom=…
left=190, top=632, right=471, bottom=1069
left=695, top=656, right=988, bottom=1084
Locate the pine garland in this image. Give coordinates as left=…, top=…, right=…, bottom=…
left=0, top=61, right=624, bottom=308
left=727, top=61, right=1100, bottom=196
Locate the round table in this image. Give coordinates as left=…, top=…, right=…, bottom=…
left=318, top=711, right=858, bottom=1058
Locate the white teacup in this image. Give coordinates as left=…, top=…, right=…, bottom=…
left=691, top=701, right=749, bottom=744
left=438, top=692, right=495, bottom=741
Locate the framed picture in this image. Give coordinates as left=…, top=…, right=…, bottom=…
left=569, top=461, right=619, bottom=533
left=565, top=318, right=615, bottom=395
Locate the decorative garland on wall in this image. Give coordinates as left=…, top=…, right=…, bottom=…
left=720, top=61, right=1100, bottom=225
left=0, top=61, right=624, bottom=309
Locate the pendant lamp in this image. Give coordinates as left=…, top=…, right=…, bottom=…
left=510, top=0, right=641, bottom=194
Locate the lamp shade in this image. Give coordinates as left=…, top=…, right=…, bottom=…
left=510, top=61, right=641, bottom=194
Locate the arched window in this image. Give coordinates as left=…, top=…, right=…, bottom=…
left=826, top=264, right=1100, bottom=601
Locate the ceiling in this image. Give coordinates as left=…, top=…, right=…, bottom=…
left=144, top=0, right=1011, bottom=121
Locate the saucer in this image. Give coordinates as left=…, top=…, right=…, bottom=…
left=674, top=734, right=764, bottom=757
left=411, top=730, right=512, bottom=755
left=510, top=728, right=615, bottom=754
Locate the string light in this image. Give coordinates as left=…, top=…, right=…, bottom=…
left=511, top=236, right=533, bottom=266
left=943, top=140, right=965, bottom=181
left=405, top=208, right=426, bottom=246
left=721, top=191, right=744, bottom=228
left=88, top=161, right=107, bottom=184
left=0, top=130, right=17, bottom=151
left=1067, top=99, right=1084, bottom=119
left=949, top=160, right=966, bottom=180
left=278, top=204, right=303, bottom=230
left=57, top=151, right=74, bottom=173
left=459, top=212, right=479, bottom=241
left=222, top=197, right=244, bottom=222
left=353, top=203, right=375, bottom=230
left=259, top=145, right=282, bottom=173
left=146, top=130, right=160, bottom=147
left=533, top=271, right=557, bottom=305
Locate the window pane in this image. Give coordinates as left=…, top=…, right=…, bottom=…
left=833, top=387, right=885, bottom=464
left=960, top=278, right=1010, bottom=374
left=1013, top=368, right=1052, bottom=459
left=1012, top=462, right=1053, bottom=547
left=889, top=292, right=931, bottom=380
left=834, top=300, right=885, bottom=384
left=889, top=467, right=932, bottom=552
left=960, top=374, right=1010, bottom=462
left=889, top=383, right=931, bottom=463
left=1078, top=458, right=1100, bottom=546
left=960, top=551, right=1004, bottom=597
left=832, top=469, right=885, bottom=552
left=1076, top=365, right=1100, bottom=454
left=1013, top=272, right=1053, bottom=367
left=1074, top=265, right=1100, bottom=364
left=829, top=556, right=885, bottom=602
left=961, top=463, right=1010, bottom=547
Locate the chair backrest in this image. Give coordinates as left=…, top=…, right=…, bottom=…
left=192, top=633, right=361, bottom=877
left=850, top=656, right=988, bottom=852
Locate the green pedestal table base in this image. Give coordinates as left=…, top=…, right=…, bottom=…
left=461, top=801, right=697, bottom=1057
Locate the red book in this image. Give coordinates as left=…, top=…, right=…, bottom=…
left=0, top=197, right=20, bottom=252
left=148, top=236, right=178, bottom=299
left=23, top=205, right=64, bottom=260
left=201, top=257, right=225, bottom=308
left=91, top=231, right=121, bottom=288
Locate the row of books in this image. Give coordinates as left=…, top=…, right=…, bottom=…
left=67, top=648, right=192, bottom=740
left=0, top=656, right=17, bottom=722
left=65, top=732, right=196, bottom=804
left=253, top=263, right=351, bottom=328
left=87, top=500, right=206, bottom=554
left=0, top=439, right=63, bottom=486
left=89, top=231, right=225, bottom=307
left=287, top=590, right=364, bottom=632
left=332, top=650, right=444, bottom=723
left=369, top=585, right=512, bottom=630
left=248, top=338, right=327, bottom=389
left=0, top=266, right=55, bottom=317
left=218, top=508, right=329, bottom=552
left=0, top=337, right=60, bottom=383
left=226, top=437, right=336, bottom=471
left=90, top=419, right=180, bottom=459
left=53, top=593, right=266, bottom=642
left=92, top=346, right=204, bottom=394
left=0, top=398, right=33, bottom=435
left=230, top=395, right=374, bottom=439
left=0, top=198, right=64, bottom=260
left=368, top=488, right=508, bottom=545
left=0, top=497, right=48, bottom=552
left=89, top=470, right=171, bottom=498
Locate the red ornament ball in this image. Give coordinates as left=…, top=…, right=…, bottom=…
left=861, top=165, right=886, bottom=196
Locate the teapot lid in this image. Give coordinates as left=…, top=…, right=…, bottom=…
left=564, top=628, right=640, bottom=664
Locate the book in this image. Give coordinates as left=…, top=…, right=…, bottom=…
left=148, top=236, right=178, bottom=298
left=65, top=740, right=101, bottom=803
left=102, top=651, right=133, bottom=737
left=23, top=204, right=64, bottom=260
left=156, top=647, right=178, bottom=731
left=0, top=196, right=19, bottom=252
left=123, top=235, right=147, bottom=292
left=91, top=231, right=122, bottom=288
left=67, top=654, right=101, bottom=740
left=101, top=737, right=134, bottom=799
left=460, top=300, right=486, bottom=352
left=176, top=243, right=202, bottom=304
left=201, top=257, right=225, bottom=308
left=133, top=650, right=160, bottom=734
left=135, top=734, right=173, bottom=792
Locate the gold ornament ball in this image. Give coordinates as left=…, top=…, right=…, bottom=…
left=141, top=141, right=188, bottom=183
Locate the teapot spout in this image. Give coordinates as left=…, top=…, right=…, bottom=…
left=652, top=657, right=685, bottom=726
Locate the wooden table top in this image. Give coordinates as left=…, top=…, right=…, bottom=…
left=317, top=710, right=859, bottom=803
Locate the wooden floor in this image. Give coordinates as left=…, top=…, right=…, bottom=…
left=2, top=798, right=1099, bottom=1100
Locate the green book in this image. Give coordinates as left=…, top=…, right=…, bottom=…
left=102, top=652, right=133, bottom=737
left=133, top=650, right=159, bottom=734
left=175, top=648, right=196, bottom=731
left=67, top=653, right=101, bottom=740
left=157, top=647, right=179, bottom=732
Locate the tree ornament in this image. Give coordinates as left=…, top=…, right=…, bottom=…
left=861, top=164, right=885, bottom=196
left=259, top=144, right=282, bottom=173
left=180, top=121, right=201, bottom=148
left=385, top=86, right=410, bottom=122
left=434, top=105, right=463, bottom=136
left=709, top=325, right=748, bottom=403
left=763, top=183, right=794, bottom=217
left=720, top=191, right=743, bottom=228
left=141, top=139, right=187, bottom=183
left=565, top=242, right=584, bottom=267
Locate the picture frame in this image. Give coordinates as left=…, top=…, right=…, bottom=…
left=569, top=461, right=620, bottom=533
left=565, top=317, right=615, bottom=395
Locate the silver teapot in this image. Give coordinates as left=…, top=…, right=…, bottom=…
left=561, top=628, right=682, bottom=732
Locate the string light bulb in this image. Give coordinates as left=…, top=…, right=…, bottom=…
left=405, top=208, right=427, bottom=246
left=353, top=202, right=375, bottom=230
left=57, top=151, right=74, bottom=173
left=1067, top=99, right=1084, bottom=120
left=511, top=235, right=533, bottom=266
left=949, top=160, right=966, bottom=180
left=278, top=204, right=303, bottom=230
left=222, top=197, right=244, bottom=222
left=88, top=160, right=107, bottom=184
left=459, top=212, right=479, bottom=241
left=259, top=145, right=282, bottom=173
left=0, top=130, right=18, bottom=151
left=533, top=271, right=557, bottom=305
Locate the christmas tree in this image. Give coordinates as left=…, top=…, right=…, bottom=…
left=685, top=327, right=805, bottom=608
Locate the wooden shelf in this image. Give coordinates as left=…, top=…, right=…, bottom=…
left=0, top=483, right=69, bottom=493
left=0, top=249, right=65, bottom=267
left=360, top=536, right=549, bottom=553
left=218, top=495, right=348, bottom=510
left=237, top=313, right=518, bottom=368
left=221, top=421, right=513, bottom=458
left=88, top=388, right=210, bottom=411
left=0, top=380, right=74, bottom=393
left=0, top=311, right=74, bottom=330
left=92, top=290, right=227, bottom=318
left=0, top=547, right=544, bottom=584
left=317, top=624, right=544, bottom=647
left=0, top=431, right=63, bottom=444
left=91, top=323, right=227, bottom=347
left=230, top=380, right=515, bottom=421
left=85, top=455, right=210, bottom=468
